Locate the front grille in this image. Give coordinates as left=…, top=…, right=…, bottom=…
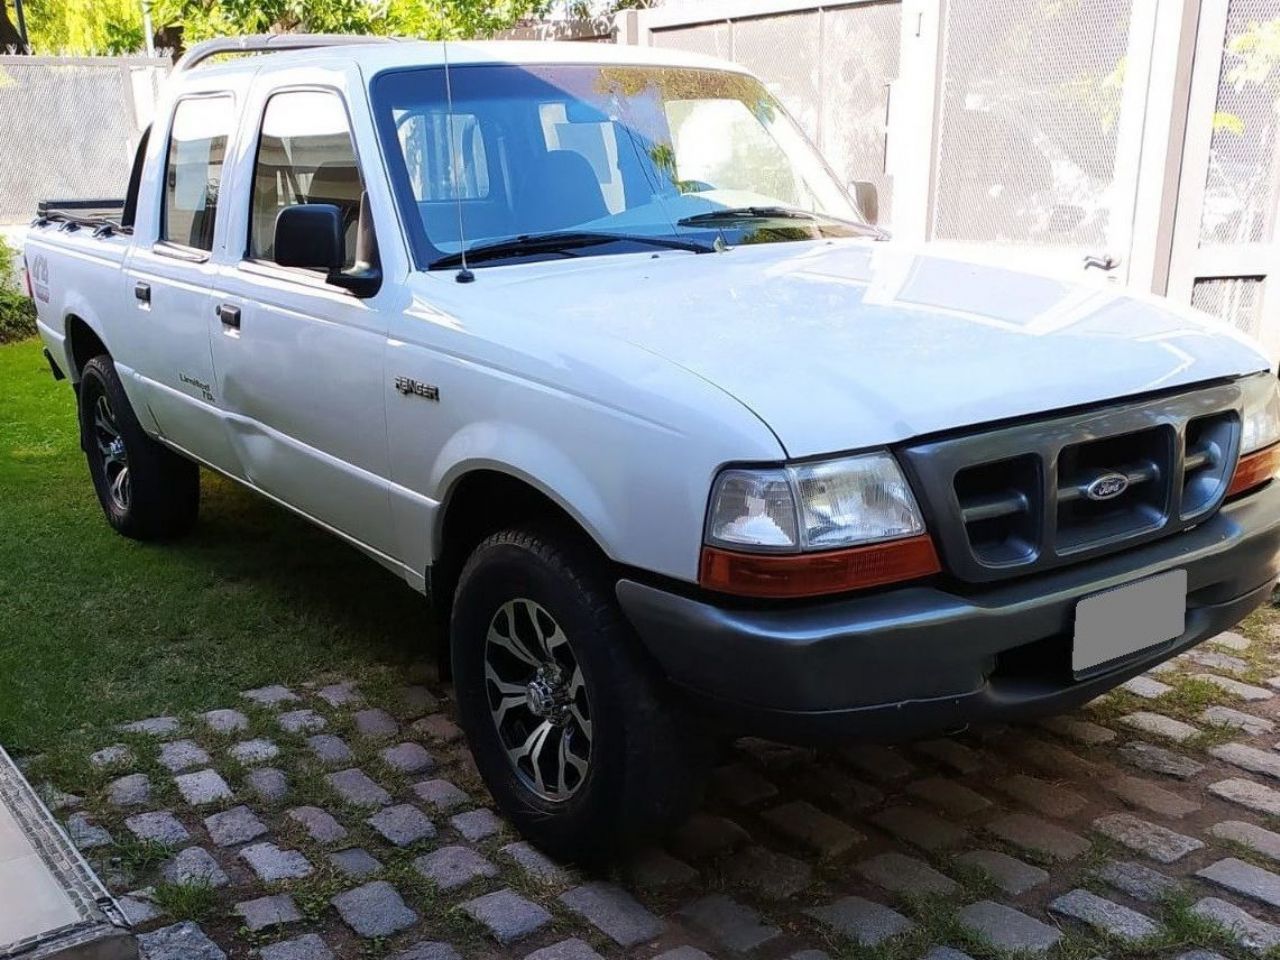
left=900, top=383, right=1243, bottom=583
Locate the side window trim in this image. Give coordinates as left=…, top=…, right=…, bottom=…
left=160, top=92, right=235, bottom=256
left=242, top=83, right=377, bottom=282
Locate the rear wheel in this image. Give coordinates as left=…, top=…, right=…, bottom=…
left=450, top=525, right=709, bottom=862
left=79, top=355, right=199, bottom=540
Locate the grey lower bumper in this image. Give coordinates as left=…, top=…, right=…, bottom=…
left=617, top=482, right=1280, bottom=742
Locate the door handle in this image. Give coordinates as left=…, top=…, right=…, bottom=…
left=1083, top=252, right=1120, bottom=272
left=134, top=281, right=150, bottom=304
left=217, top=303, right=241, bottom=329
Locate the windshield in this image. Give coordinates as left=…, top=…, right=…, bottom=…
left=370, top=63, right=868, bottom=269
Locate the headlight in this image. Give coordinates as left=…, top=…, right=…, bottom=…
left=1240, top=374, right=1280, bottom=455
left=702, top=451, right=938, bottom=597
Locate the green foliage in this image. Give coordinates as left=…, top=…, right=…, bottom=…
left=0, top=235, right=35, bottom=345
left=22, top=0, right=146, bottom=54
left=148, top=0, right=554, bottom=44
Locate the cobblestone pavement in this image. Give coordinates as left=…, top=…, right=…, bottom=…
left=24, top=612, right=1280, bottom=960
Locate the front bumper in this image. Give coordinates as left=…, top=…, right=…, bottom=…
left=617, top=481, right=1280, bottom=743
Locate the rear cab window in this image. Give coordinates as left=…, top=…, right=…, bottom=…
left=162, top=96, right=236, bottom=253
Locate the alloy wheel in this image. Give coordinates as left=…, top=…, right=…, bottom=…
left=93, top=393, right=130, bottom=511
left=483, top=597, right=593, bottom=802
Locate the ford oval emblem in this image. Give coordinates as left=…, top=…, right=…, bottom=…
left=1086, top=472, right=1130, bottom=501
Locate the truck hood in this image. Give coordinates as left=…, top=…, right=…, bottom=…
left=472, top=240, right=1271, bottom=458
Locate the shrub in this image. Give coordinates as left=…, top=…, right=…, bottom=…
left=0, top=234, right=36, bottom=344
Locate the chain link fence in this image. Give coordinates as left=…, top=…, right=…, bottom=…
left=0, top=56, right=169, bottom=225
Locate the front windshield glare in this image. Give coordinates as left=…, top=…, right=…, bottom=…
left=371, top=63, right=866, bottom=267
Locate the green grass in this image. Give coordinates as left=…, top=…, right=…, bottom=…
left=0, top=338, right=430, bottom=752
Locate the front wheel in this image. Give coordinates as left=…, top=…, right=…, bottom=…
left=450, top=525, right=710, bottom=862
left=79, top=355, right=199, bottom=540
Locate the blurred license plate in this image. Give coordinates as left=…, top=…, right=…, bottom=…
left=1072, top=570, right=1187, bottom=675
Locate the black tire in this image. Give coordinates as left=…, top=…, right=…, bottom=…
left=79, top=354, right=200, bottom=540
left=451, top=525, right=710, bottom=862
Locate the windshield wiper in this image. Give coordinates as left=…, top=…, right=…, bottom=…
left=429, top=230, right=716, bottom=270
left=677, top=206, right=821, bottom=225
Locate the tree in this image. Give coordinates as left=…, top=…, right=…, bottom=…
left=0, top=1, right=25, bottom=49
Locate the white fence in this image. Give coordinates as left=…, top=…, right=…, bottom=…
left=621, top=0, right=1280, bottom=354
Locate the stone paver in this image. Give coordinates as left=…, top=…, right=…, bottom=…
left=1122, top=676, right=1172, bottom=699
left=278, top=709, right=326, bottom=733
left=89, top=744, right=132, bottom=769
left=1195, top=673, right=1273, bottom=701
left=1037, top=715, right=1117, bottom=745
left=1093, top=812, right=1204, bottom=863
left=915, top=738, right=984, bottom=774
left=235, top=893, right=302, bottom=932
left=1210, top=777, right=1280, bottom=816
left=957, top=901, right=1061, bottom=954
left=870, top=806, right=966, bottom=851
left=316, top=680, right=361, bottom=708
left=996, top=774, right=1088, bottom=818
left=391, top=944, right=462, bottom=960
left=159, top=739, right=210, bottom=772
left=331, top=880, right=418, bottom=939
left=242, top=684, right=300, bottom=707
left=1197, top=858, right=1280, bottom=908
left=229, top=738, right=280, bottom=765
left=626, top=848, right=699, bottom=888
left=1120, top=741, right=1205, bottom=779
left=260, top=934, right=334, bottom=960
left=118, top=889, right=162, bottom=925
left=840, top=744, right=915, bottom=780
left=671, top=813, right=751, bottom=860
left=137, top=921, right=226, bottom=960
left=680, top=893, right=779, bottom=952
left=382, top=741, right=435, bottom=774
left=905, top=777, right=991, bottom=816
left=307, top=734, right=354, bottom=766
left=855, top=851, right=957, bottom=897
left=1120, top=711, right=1199, bottom=743
left=204, top=805, right=267, bottom=847
left=1191, top=897, right=1280, bottom=953
left=462, top=888, right=552, bottom=944
left=201, top=709, right=248, bottom=733
left=413, top=714, right=462, bottom=742
left=1048, top=888, right=1158, bottom=941
left=1103, top=774, right=1200, bottom=818
left=369, top=803, right=437, bottom=846
left=121, top=716, right=181, bottom=737
left=126, top=810, right=190, bottom=846
left=415, top=845, right=498, bottom=891
left=561, top=881, right=664, bottom=947
left=246, top=767, right=288, bottom=803
left=240, top=842, right=313, bottom=882
left=1094, top=859, right=1181, bottom=902
left=1212, top=630, right=1251, bottom=650
left=501, top=841, right=568, bottom=884
left=711, top=763, right=779, bottom=806
left=174, top=769, right=232, bottom=806
left=986, top=812, right=1089, bottom=861
left=288, top=806, right=348, bottom=845
left=1201, top=705, right=1274, bottom=735
left=806, top=896, right=914, bottom=946
left=354, top=708, right=400, bottom=739
left=1186, top=650, right=1251, bottom=673
left=107, top=773, right=150, bottom=807
left=762, top=800, right=863, bottom=857
left=329, top=847, right=382, bottom=880
left=412, top=778, right=468, bottom=812
left=450, top=807, right=503, bottom=841
left=725, top=845, right=812, bottom=899
left=66, top=813, right=111, bottom=849
left=328, top=768, right=392, bottom=807
left=524, top=939, right=602, bottom=960
left=955, top=849, right=1047, bottom=894
left=1211, top=820, right=1280, bottom=861
left=162, top=847, right=229, bottom=888
left=1211, top=742, right=1280, bottom=780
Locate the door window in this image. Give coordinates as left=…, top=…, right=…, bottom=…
left=249, top=90, right=365, bottom=268
left=162, top=96, right=235, bottom=251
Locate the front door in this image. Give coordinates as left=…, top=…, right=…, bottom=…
left=124, top=93, right=239, bottom=468
left=208, top=83, right=397, bottom=560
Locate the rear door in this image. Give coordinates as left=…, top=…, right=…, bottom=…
left=123, top=89, right=242, bottom=469
left=207, top=69, right=398, bottom=559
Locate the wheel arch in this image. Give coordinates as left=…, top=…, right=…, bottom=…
left=64, top=312, right=110, bottom=381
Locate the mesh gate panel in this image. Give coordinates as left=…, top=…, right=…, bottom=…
left=932, top=0, right=1133, bottom=247
left=650, top=22, right=733, bottom=59
left=732, top=12, right=822, bottom=140
left=821, top=2, right=900, bottom=225
left=1198, top=0, right=1280, bottom=246
left=1192, top=277, right=1266, bottom=337
left=0, top=58, right=167, bottom=224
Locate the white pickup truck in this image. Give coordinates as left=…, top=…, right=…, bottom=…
left=25, top=34, right=1280, bottom=860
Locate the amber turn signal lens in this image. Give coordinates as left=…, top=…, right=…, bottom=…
left=1227, top=442, right=1280, bottom=498
left=699, top=534, right=942, bottom=599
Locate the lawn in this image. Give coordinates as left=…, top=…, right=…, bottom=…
left=0, top=337, right=429, bottom=753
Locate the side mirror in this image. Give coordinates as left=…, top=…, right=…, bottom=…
left=275, top=204, right=344, bottom=271
left=851, top=180, right=879, bottom=226
left=274, top=202, right=381, bottom=298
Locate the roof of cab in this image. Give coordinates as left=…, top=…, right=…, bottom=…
left=188, top=38, right=752, bottom=80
